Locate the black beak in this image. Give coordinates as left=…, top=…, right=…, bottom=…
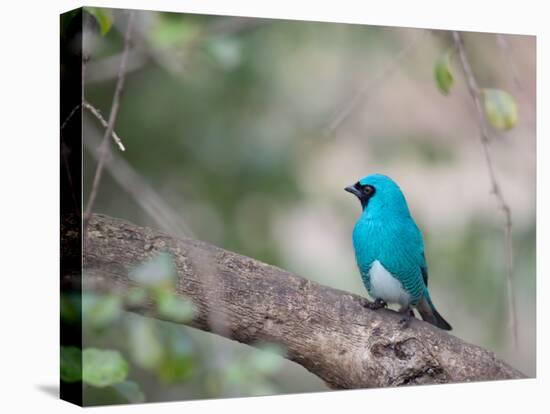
left=345, top=184, right=361, bottom=197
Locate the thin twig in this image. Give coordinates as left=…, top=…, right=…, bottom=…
left=452, top=31, right=518, bottom=349
left=496, top=34, right=536, bottom=120
left=60, top=104, right=81, bottom=131
left=326, top=31, right=426, bottom=134
left=83, top=11, right=134, bottom=233
left=83, top=101, right=125, bottom=151
left=84, top=14, right=235, bottom=369
left=85, top=125, right=231, bottom=366
left=87, top=16, right=266, bottom=83
left=60, top=102, right=125, bottom=151
left=84, top=125, right=193, bottom=238
left=496, top=34, right=523, bottom=92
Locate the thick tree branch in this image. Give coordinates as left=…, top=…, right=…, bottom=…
left=75, top=214, right=526, bottom=389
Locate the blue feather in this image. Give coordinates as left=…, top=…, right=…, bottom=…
left=346, top=174, right=451, bottom=330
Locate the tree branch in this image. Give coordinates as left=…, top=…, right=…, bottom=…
left=75, top=214, right=526, bottom=389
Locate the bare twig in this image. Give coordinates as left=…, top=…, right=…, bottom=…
left=452, top=31, right=518, bottom=349
left=60, top=104, right=81, bottom=131
left=84, top=125, right=193, bottom=238
left=83, top=16, right=237, bottom=361
left=60, top=102, right=125, bottom=152
left=60, top=137, right=79, bottom=212
left=496, top=34, right=536, bottom=122
left=326, top=31, right=426, bottom=134
left=83, top=102, right=125, bottom=151
left=496, top=34, right=523, bottom=92
left=83, top=11, right=134, bottom=233
left=84, top=124, right=231, bottom=372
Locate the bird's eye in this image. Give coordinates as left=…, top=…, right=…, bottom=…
left=364, top=185, right=375, bottom=195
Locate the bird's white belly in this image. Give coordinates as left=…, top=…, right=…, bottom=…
left=369, top=260, right=410, bottom=307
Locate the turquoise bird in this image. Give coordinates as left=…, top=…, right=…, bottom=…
left=345, top=174, right=452, bottom=330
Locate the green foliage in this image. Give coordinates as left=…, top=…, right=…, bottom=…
left=84, top=7, right=114, bottom=36
left=130, top=252, right=196, bottom=322
left=150, top=13, right=200, bottom=48
left=156, top=290, right=197, bottom=322
left=83, top=381, right=146, bottom=405
left=155, top=324, right=195, bottom=383
left=248, top=343, right=285, bottom=375
left=112, top=381, right=146, bottom=404
left=482, top=88, right=519, bottom=130
left=127, top=315, right=195, bottom=383
left=130, top=252, right=176, bottom=288
left=127, top=317, right=164, bottom=370
left=214, top=343, right=286, bottom=396
left=125, top=286, right=148, bottom=307
left=434, top=51, right=454, bottom=95
left=83, top=293, right=123, bottom=331
left=207, top=37, right=243, bottom=70
left=60, top=294, right=80, bottom=324
left=82, top=348, right=129, bottom=387
left=60, top=346, right=82, bottom=383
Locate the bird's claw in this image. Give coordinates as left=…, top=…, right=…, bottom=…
left=361, top=298, right=387, bottom=310
left=398, top=315, right=411, bottom=329
left=398, top=308, right=414, bottom=330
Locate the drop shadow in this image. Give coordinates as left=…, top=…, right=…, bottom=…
left=37, top=384, right=59, bottom=399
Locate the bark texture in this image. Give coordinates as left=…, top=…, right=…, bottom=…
left=77, top=214, right=526, bottom=389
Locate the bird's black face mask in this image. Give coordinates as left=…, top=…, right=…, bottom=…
left=345, top=182, right=376, bottom=210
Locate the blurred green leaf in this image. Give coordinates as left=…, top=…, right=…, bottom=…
left=60, top=294, right=80, bottom=324
left=434, top=51, right=454, bottom=95
left=207, top=37, right=243, bottom=70
left=82, top=348, right=129, bottom=387
left=125, top=287, right=148, bottom=307
left=249, top=343, right=285, bottom=375
left=224, top=363, right=246, bottom=386
left=151, top=14, right=199, bottom=48
left=156, top=290, right=196, bottom=322
left=112, top=381, right=146, bottom=404
left=130, top=252, right=176, bottom=288
left=127, top=317, right=163, bottom=370
left=249, top=384, right=275, bottom=396
left=482, top=88, right=518, bottom=130
left=82, top=380, right=146, bottom=405
left=87, top=294, right=123, bottom=331
left=222, top=342, right=284, bottom=393
left=127, top=315, right=195, bottom=383
left=84, top=7, right=114, bottom=36
left=61, top=346, right=82, bottom=383
left=156, top=324, right=195, bottom=383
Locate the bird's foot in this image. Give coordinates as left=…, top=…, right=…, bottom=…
left=398, top=307, right=415, bottom=330
left=361, top=298, right=387, bottom=310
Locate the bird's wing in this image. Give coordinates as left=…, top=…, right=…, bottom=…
left=378, top=218, right=428, bottom=300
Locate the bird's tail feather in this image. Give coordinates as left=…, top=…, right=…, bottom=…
left=417, top=295, right=452, bottom=331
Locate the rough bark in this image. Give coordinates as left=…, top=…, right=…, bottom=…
left=76, top=214, right=526, bottom=389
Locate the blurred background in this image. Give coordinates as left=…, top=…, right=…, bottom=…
left=71, top=7, right=535, bottom=405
